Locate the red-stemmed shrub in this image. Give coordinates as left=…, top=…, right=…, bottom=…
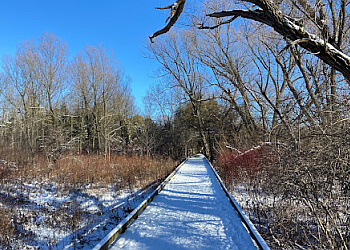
left=217, top=145, right=275, bottom=187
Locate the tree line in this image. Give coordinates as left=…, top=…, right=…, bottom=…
left=0, top=32, right=223, bottom=160
left=0, top=33, right=137, bottom=158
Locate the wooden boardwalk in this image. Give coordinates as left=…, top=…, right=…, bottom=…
left=94, top=155, right=269, bottom=250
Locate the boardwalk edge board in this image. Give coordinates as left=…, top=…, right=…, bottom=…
left=203, top=155, right=270, bottom=250
left=92, top=158, right=188, bottom=250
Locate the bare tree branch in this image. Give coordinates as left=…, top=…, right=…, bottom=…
left=207, top=3, right=350, bottom=82
left=149, top=0, right=186, bottom=43
left=198, top=16, right=238, bottom=30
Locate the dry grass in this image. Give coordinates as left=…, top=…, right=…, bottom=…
left=0, top=206, right=16, bottom=246
left=0, top=146, right=177, bottom=248
left=0, top=147, right=176, bottom=188
left=54, top=154, right=175, bottom=188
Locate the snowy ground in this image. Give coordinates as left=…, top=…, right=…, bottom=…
left=0, top=154, right=176, bottom=249
left=109, top=155, right=258, bottom=250
left=0, top=179, right=156, bottom=249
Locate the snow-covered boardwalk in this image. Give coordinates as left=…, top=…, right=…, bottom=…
left=109, top=155, right=259, bottom=249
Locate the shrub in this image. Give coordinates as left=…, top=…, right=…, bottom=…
left=217, top=146, right=274, bottom=187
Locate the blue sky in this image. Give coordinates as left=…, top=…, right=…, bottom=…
left=0, top=0, right=176, bottom=111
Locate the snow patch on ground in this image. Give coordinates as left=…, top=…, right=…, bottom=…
left=1, top=179, right=156, bottom=249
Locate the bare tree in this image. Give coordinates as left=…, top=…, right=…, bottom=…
left=193, top=19, right=258, bottom=137
left=2, top=41, right=43, bottom=151
left=35, top=33, right=68, bottom=124
left=70, top=45, right=134, bottom=152
left=152, top=0, right=350, bottom=81
left=143, top=81, right=179, bottom=124
left=148, top=30, right=213, bottom=158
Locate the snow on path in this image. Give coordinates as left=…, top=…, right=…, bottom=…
left=110, top=155, right=257, bottom=249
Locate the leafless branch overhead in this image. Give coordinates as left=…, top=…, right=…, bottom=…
left=149, top=0, right=186, bottom=43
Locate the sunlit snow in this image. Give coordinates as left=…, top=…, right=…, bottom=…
left=110, top=155, right=257, bottom=249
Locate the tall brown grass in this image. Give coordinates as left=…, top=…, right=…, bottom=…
left=0, top=146, right=176, bottom=188
left=0, top=206, right=15, bottom=246
left=0, top=146, right=176, bottom=248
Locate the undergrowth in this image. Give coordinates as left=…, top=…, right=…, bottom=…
left=216, top=142, right=349, bottom=249
left=0, top=146, right=176, bottom=248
